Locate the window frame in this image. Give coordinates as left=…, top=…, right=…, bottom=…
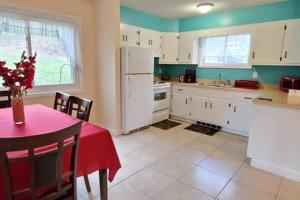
left=0, top=8, right=83, bottom=96
left=198, top=33, right=253, bottom=69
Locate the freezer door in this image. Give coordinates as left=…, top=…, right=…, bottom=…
left=122, top=74, right=154, bottom=133
left=121, top=46, right=154, bottom=74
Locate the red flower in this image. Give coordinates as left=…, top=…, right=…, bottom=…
left=0, top=51, right=36, bottom=97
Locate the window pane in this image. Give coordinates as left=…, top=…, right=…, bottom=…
left=30, top=21, right=75, bottom=86
left=200, top=34, right=251, bottom=66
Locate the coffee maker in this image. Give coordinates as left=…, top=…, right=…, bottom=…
left=184, top=69, right=196, bottom=83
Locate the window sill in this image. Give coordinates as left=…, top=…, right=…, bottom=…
left=198, top=64, right=252, bottom=69
left=24, top=88, right=84, bottom=99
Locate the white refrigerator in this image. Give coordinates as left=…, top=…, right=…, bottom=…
left=121, top=47, right=154, bottom=134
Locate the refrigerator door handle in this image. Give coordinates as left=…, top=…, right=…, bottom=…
left=128, top=75, right=132, bottom=98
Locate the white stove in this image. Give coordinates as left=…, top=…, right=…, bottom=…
left=152, top=81, right=171, bottom=124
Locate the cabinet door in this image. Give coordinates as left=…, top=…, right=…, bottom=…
left=208, top=98, right=228, bottom=126
left=227, top=101, right=250, bottom=136
left=140, top=28, right=162, bottom=57
left=190, top=95, right=210, bottom=122
left=121, top=24, right=140, bottom=47
left=252, top=22, right=285, bottom=65
left=161, top=32, right=179, bottom=64
left=179, top=32, right=195, bottom=64
left=171, top=93, right=189, bottom=119
left=282, top=20, right=300, bottom=65
left=120, top=24, right=127, bottom=47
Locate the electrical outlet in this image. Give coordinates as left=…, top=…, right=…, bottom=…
left=252, top=72, right=258, bottom=79
left=159, top=68, right=162, bottom=74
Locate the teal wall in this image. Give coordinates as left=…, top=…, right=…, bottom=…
left=120, top=6, right=179, bottom=32
left=121, top=0, right=300, bottom=84
left=180, top=0, right=300, bottom=32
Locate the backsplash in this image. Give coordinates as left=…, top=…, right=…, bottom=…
left=154, top=59, right=300, bottom=84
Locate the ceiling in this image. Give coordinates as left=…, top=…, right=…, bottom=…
left=121, top=0, right=286, bottom=18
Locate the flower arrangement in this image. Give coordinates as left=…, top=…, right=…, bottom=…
left=0, top=51, right=36, bottom=98
left=0, top=51, right=36, bottom=124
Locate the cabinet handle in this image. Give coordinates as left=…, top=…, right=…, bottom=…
left=188, top=54, right=191, bottom=60
left=210, top=103, right=212, bottom=109
left=126, top=35, right=128, bottom=41
left=227, top=121, right=230, bottom=125
left=177, top=88, right=183, bottom=91
left=151, top=40, right=153, bottom=45
left=252, top=51, right=255, bottom=59
left=122, top=35, right=125, bottom=41
left=185, top=99, right=188, bottom=104
left=285, top=51, right=288, bottom=59
left=148, top=40, right=151, bottom=45
left=205, top=102, right=208, bottom=108
left=234, top=106, right=236, bottom=112
left=229, top=103, right=231, bottom=107
left=244, top=97, right=252, bottom=100
left=163, top=54, right=165, bottom=59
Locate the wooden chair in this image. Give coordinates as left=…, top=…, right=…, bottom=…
left=0, top=122, right=82, bottom=200
left=0, top=89, right=11, bottom=109
left=54, top=92, right=71, bottom=113
left=68, top=96, right=93, bottom=193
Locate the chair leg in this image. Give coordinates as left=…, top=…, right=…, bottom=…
left=99, top=169, right=108, bottom=200
left=84, top=175, right=92, bottom=193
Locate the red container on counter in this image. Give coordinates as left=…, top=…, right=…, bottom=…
left=234, top=80, right=259, bottom=89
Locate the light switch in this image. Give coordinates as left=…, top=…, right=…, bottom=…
left=252, top=72, right=258, bottom=79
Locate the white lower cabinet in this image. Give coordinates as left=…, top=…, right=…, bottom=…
left=170, top=93, right=190, bottom=119
left=171, top=86, right=257, bottom=136
left=227, top=101, right=251, bottom=136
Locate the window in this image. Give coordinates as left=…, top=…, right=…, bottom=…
left=0, top=9, right=82, bottom=93
left=199, top=33, right=251, bottom=68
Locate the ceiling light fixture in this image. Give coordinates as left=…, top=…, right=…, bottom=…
left=196, top=2, right=214, bottom=14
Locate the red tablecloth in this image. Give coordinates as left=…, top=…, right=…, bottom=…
left=0, top=104, right=121, bottom=199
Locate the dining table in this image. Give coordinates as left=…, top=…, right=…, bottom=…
left=0, top=104, right=121, bottom=200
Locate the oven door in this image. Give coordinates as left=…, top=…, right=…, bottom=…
left=153, top=87, right=170, bottom=112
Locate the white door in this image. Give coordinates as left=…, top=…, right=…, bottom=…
left=161, top=32, right=179, bottom=64
left=252, top=22, right=285, bottom=65
left=282, top=19, right=300, bottom=65
left=190, top=95, right=209, bottom=122
left=227, top=101, right=250, bottom=136
left=179, top=32, right=194, bottom=64
left=121, top=47, right=154, bottom=74
left=140, top=28, right=162, bottom=57
left=171, top=93, right=189, bottom=119
left=123, top=74, right=153, bottom=133
left=208, top=98, right=228, bottom=126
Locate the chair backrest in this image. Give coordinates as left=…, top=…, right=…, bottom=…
left=0, top=90, right=11, bottom=109
left=54, top=92, right=70, bottom=113
left=68, top=96, right=93, bottom=122
left=0, top=122, right=82, bottom=200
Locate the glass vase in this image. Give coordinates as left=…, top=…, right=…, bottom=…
left=11, top=96, right=25, bottom=125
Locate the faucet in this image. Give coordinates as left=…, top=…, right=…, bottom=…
left=218, top=72, right=223, bottom=84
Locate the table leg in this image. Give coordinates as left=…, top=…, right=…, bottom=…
left=99, top=169, right=108, bottom=200
left=84, top=175, right=92, bottom=193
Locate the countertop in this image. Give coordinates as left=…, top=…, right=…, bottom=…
left=168, top=81, right=300, bottom=109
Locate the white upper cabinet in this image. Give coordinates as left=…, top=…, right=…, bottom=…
left=282, top=19, right=300, bottom=65
left=178, top=32, right=198, bottom=64
left=120, top=24, right=141, bottom=47
left=140, top=28, right=162, bottom=57
left=160, top=32, right=180, bottom=64
left=251, top=22, right=285, bottom=65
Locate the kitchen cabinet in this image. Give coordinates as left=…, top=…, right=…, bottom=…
left=282, top=20, right=300, bottom=65
left=251, top=22, right=285, bottom=65
left=178, top=32, right=198, bottom=64
left=120, top=24, right=141, bottom=47
left=171, top=85, right=259, bottom=136
left=160, top=32, right=180, bottom=64
left=170, top=93, right=190, bottom=119
left=140, top=28, right=162, bottom=57
left=227, top=101, right=251, bottom=136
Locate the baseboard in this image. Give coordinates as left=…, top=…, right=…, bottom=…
left=251, top=159, right=300, bottom=182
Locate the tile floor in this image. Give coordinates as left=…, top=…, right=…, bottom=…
left=77, top=121, right=300, bottom=200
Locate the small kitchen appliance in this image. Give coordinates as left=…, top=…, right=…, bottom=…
left=280, top=77, right=300, bottom=92
left=234, top=80, right=259, bottom=89
left=184, top=69, right=196, bottom=83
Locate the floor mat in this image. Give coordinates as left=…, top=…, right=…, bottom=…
left=185, top=124, right=219, bottom=136
left=152, top=120, right=181, bottom=130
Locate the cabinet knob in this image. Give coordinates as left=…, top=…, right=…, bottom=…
left=285, top=51, right=288, bottom=59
